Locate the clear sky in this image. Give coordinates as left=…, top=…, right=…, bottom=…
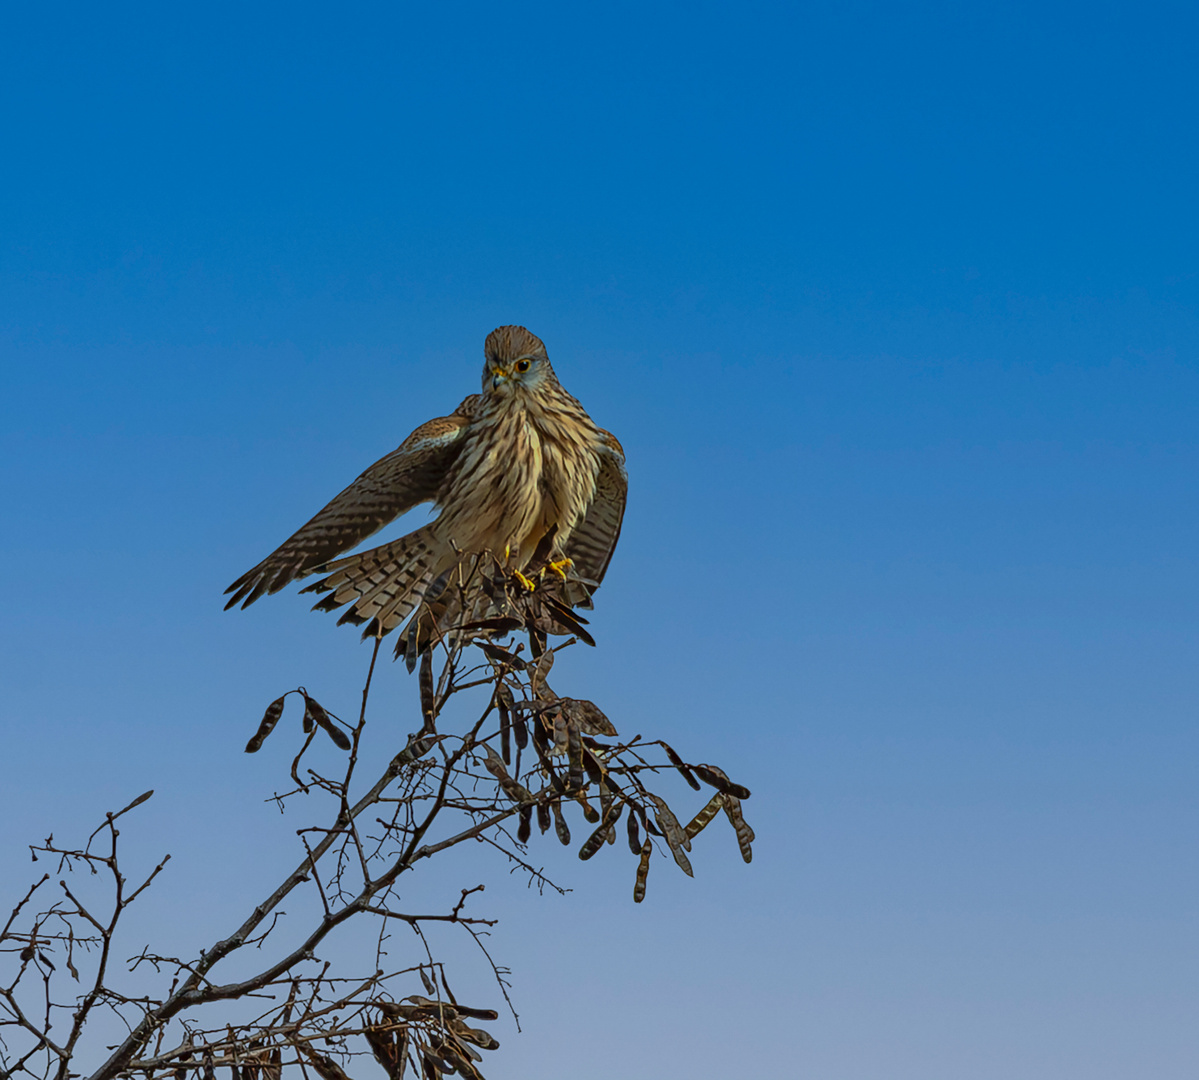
left=3, top=2, right=1198, bottom=1077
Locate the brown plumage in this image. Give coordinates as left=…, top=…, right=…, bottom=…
left=225, top=326, right=626, bottom=652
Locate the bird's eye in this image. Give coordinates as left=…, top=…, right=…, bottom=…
left=515, top=359, right=532, bottom=373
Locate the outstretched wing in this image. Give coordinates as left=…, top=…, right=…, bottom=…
left=564, top=429, right=627, bottom=595
left=224, top=396, right=480, bottom=609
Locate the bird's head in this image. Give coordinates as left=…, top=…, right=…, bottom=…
left=483, top=325, right=553, bottom=397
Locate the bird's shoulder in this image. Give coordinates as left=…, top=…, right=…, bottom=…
left=393, top=396, right=481, bottom=454
left=597, top=427, right=625, bottom=463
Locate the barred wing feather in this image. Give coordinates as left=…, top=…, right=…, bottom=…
left=224, top=399, right=478, bottom=609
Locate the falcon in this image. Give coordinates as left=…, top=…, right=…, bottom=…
left=225, top=326, right=626, bottom=657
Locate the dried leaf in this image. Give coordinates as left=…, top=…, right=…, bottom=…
left=661, top=741, right=701, bottom=790
left=497, top=692, right=511, bottom=765
left=365, top=1027, right=407, bottom=1080
left=437, top=1043, right=483, bottom=1079
left=296, top=1045, right=351, bottom=1080
left=559, top=698, right=618, bottom=737
left=512, top=709, right=528, bottom=751
left=419, top=1050, right=443, bottom=1080
left=551, top=709, right=570, bottom=755
left=245, top=694, right=288, bottom=753
left=634, top=839, right=652, bottom=903
left=445, top=1004, right=499, bottom=1022
left=528, top=524, right=559, bottom=568
left=461, top=616, right=524, bottom=635
left=532, top=648, right=555, bottom=695
left=419, top=966, right=437, bottom=995
left=117, top=789, right=155, bottom=815
left=684, top=794, right=725, bottom=840
left=694, top=763, right=752, bottom=801
left=566, top=715, right=584, bottom=792
left=479, top=641, right=523, bottom=667
left=449, top=1018, right=500, bottom=1050
left=539, top=598, right=596, bottom=646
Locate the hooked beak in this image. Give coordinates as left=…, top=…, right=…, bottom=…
left=491, top=367, right=510, bottom=389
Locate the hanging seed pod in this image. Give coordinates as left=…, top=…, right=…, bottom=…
left=694, top=763, right=751, bottom=800
left=574, top=789, right=600, bottom=823
left=626, top=805, right=642, bottom=855
left=419, top=651, right=436, bottom=731
left=633, top=839, right=653, bottom=903
left=684, top=794, right=725, bottom=840
left=722, top=795, right=755, bottom=863
left=303, top=694, right=351, bottom=751
left=577, top=802, right=622, bottom=861
left=648, top=794, right=694, bottom=877
left=551, top=800, right=571, bottom=845
left=245, top=694, right=289, bottom=753
left=660, top=741, right=701, bottom=790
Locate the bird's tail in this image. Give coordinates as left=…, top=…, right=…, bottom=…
left=300, top=523, right=452, bottom=637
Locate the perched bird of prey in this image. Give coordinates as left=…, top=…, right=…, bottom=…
left=225, top=326, right=626, bottom=658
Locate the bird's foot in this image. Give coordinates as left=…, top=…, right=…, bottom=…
left=513, top=569, right=537, bottom=592
left=542, top=557, right=574, bottom=581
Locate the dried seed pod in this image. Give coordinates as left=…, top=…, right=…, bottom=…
left=633, top=839, right=652, bottom=903
left=694, top=763, right=751, bottom=800
left=517, top=804, right=532, bottom=844
left=449, top=1018, right=500, bottom=1050
left=498, top=692, right=511, bottom=765
left=536, top=801, right=551, bottom=834
left=365, top=1026, right=407, bottom=1080
left=660, top=741, right=701, bottom=790
left=245, top=694, right=289, bottom=753
left=574, top=790, right=600, bottom=824
left=296, top=1045, right=352, bottom=1080
left=551, top=800, right=571, bottom=845
left=649, top=794, right=694, bottom=877
left=626, top=805, right=642, bottom=854
left=480, top=746, right=532, bottom=803
left=578, top=802, right=622, bottom=861
left=684, top=794, right=725, bottom=840
left=722, top=795, right=755, bottom=863
left=479, top=641, right=523, bottom=667
left=303, top=694, right=351, bottom=751
left=532, top=648, right=555, bottom=696
left=566, top=715, right=584, bottom=792
left=419, top=651, right=436, bottom=731
left=582, top=747, right=604, bottom=786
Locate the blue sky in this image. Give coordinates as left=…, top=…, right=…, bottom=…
left=2, top=2, right=1198, bottom=1076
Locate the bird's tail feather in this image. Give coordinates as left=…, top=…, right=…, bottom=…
left=301, top=523, right=450, bottom=636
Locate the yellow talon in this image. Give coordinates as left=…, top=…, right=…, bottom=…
left=546, top=557, right=573, bottom=581
left=513, top=569, right=536, bottom=591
